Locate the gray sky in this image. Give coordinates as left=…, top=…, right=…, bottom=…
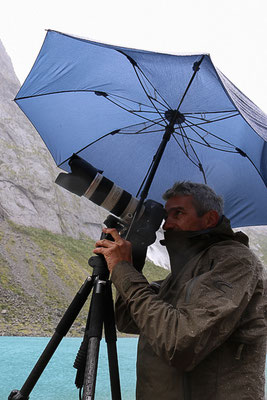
left=0, top=0, right=267, bottom=113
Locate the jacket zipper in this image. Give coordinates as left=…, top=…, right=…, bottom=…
left=183, top=277, right=200, bottom=400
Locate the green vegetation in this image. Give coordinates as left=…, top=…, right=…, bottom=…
left=143, top=260, right=169, bottom=282
left=0, top=220, right=169, bottom=337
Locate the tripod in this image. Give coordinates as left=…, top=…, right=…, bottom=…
left=8, top=217, right=122, bottom=400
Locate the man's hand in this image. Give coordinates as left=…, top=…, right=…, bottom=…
left=93, top=228, right=132, bottom=273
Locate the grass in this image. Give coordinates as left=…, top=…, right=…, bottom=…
left=0, top=220, right=169, bottom=336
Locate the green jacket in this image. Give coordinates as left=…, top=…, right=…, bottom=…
left=111, top=218, right=267, bottom=399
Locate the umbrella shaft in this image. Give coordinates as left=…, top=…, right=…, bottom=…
left=140, top=125, right=173, bottom=202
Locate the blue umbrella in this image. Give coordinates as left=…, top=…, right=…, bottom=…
left=15, top=30, right=267, bottom=228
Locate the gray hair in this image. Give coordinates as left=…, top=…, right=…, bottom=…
left=162, top=181, right=224, bottom=217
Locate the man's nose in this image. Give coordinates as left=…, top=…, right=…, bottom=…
left=163, top=217, right=175, bottom=230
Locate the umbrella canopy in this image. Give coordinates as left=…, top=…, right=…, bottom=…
left=15, top=30, right=267, bottom=228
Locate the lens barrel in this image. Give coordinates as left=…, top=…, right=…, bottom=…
left=56, top=155, right=144, bottom=224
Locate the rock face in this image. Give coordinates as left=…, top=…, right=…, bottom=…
left=0, top=39, right=107, bottom=241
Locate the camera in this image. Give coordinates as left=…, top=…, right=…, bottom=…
left=56, top=154, right=166, bottom=264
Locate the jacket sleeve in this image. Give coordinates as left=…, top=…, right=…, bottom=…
left=115, top=290, right=140, bottom=334
left=111, top=247, right=263, bottom=371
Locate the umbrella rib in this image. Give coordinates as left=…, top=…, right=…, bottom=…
left=117, top=51, right=172, bottom=109
left=107, top=94, right=165, bottom=115
left=182, top=116, right=239, bottom=150
left=235, top=148, right=266, bottom=185
left=131, top=66, right=169, bottom=123
left=178, top=120, right=242, bottom=152
left=171, top=129, right=198, bottom=165
left=57, top=118, right=166, bottom=167
left=134, top=67, right=172, bottom=110
left=173, top=129, right=241, bottom=153
left=119, top=118, right=239, bottom=150
left=178, top=125, right=207, bottom=183
left=30, top=84, right=167, bottom=129
left=183, top=110, right=237, bottom=115
left=17, top=88, right=168, bottom=133
left=15, top=90, right=101, bottom=101
left=180, top=126, right=190, bottom=157
left=176, top=55, right=205, bottom=111
left=171, top=129, right=205, bottom=173
left=172, top=113, right=237, bottom=150
left=120, top=120, right=164, bottom=135
left=185, top=112, right=240, bottom=127
left=104, top=96, right=167, bottom=127
left=174, top=126, right=266, bottom=185
left=15, top=89, right=161, bottom=112
left=184, top=119, right=237, bottom=147
left=105, top=92, right=166, bottom=112
left=128, top=110, right=163, bottom=114
left=57, top=132, right=115, bottom=167
left=185, top=111, right=237, bottom=121
left=182, top=119, right=211, bottom=147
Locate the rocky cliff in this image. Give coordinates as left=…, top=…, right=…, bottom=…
left=0, top=39, right=109, bottom=241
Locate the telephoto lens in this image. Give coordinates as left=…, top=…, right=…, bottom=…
left=55, top=154, right=145, bottom=225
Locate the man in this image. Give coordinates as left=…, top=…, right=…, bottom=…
left=94, top=181, right=266, bottom=399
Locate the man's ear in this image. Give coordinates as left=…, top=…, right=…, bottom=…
left=204, top=210, right=220, bottom=228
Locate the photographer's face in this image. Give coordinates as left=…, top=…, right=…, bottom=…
left=163, top=195, right=211, bottom=232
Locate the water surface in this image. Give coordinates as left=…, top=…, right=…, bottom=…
left=1, top=336, right=138, bottom=400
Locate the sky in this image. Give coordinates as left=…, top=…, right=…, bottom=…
left=0, top=0, right=267, bottom=113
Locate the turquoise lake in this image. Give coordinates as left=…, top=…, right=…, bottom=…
left=1, top=336, right=138, bottom=400
left=2, top=336, right=266, bottom=399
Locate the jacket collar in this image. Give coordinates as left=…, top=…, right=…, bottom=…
left=161, top=216, right=249, bottom=277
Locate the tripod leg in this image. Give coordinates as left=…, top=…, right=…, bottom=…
left=82, top=277, right=107, bottom=400
left=104, top=281, right=122, bottom=400
left=8, top=277, right=93, bottom=400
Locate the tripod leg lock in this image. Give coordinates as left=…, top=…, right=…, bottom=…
left=8, top=390, right=29, bottom=400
